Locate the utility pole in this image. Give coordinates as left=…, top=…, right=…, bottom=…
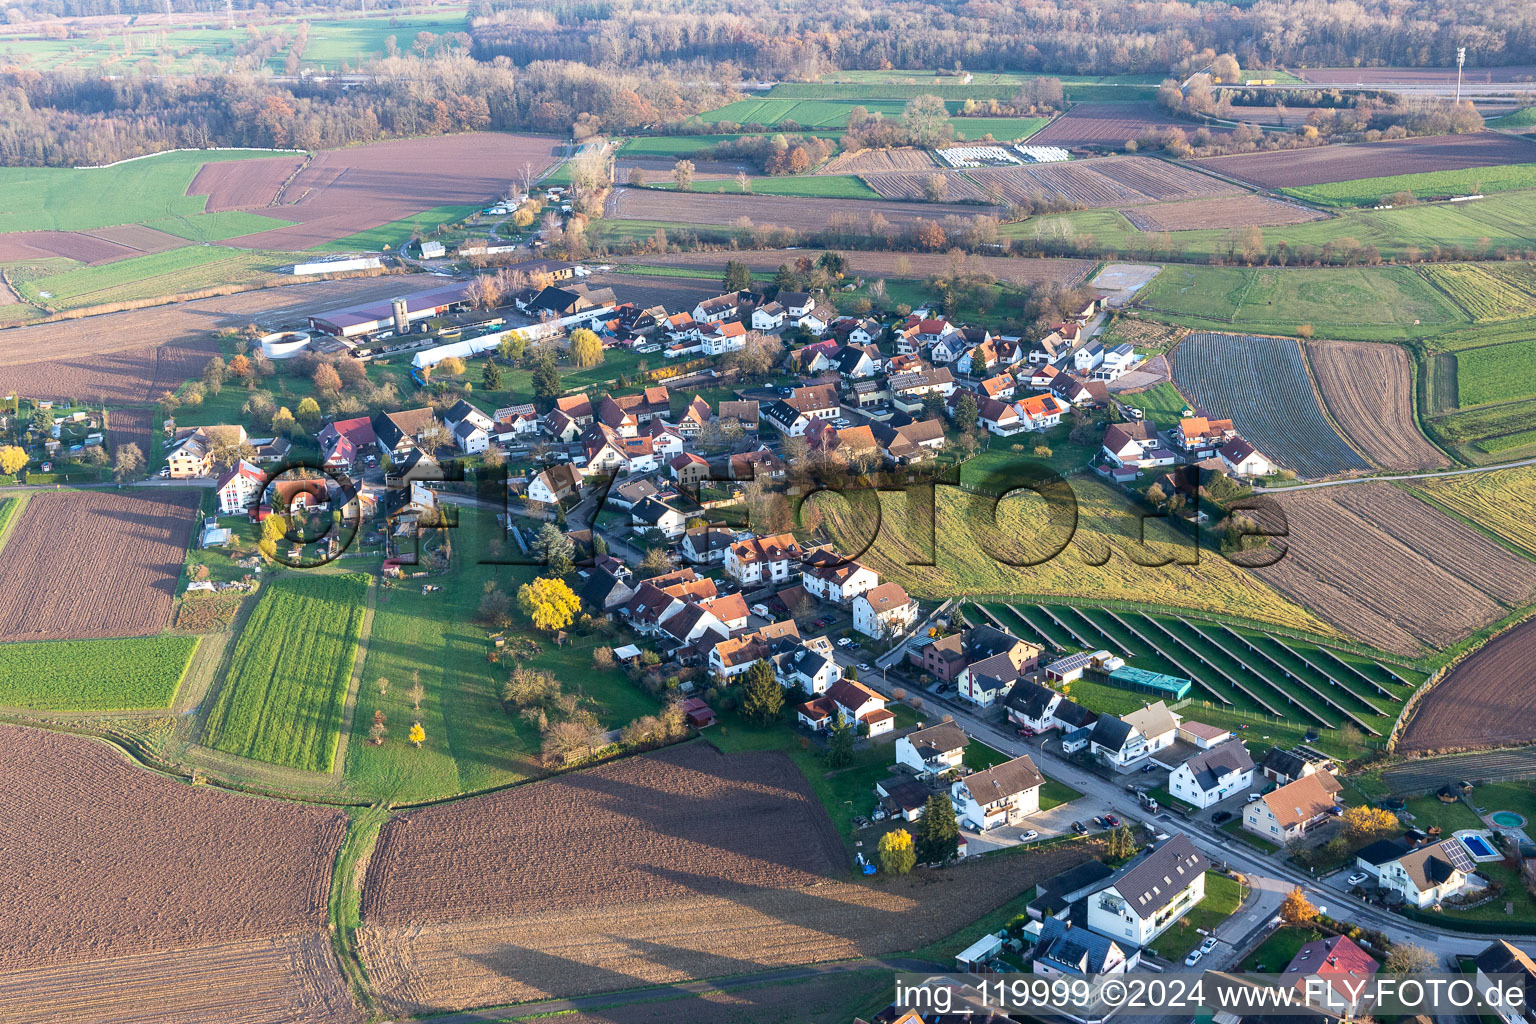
left=1456, top=47, right=1466, bottom=105
left=162, top=0, right=172, bottom=23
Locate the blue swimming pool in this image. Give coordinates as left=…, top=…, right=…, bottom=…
left=1463, top=834, right=1497, bottom=858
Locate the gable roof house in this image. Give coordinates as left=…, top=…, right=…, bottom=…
left=1086, top=834, right=1209, bottom=947
left=525, top=464, right=584, bottom=507
left=895, top=721, right=968, bottom=778
left=1168, top=739, right=1255, bottom=809
left=1284, top=934, right=1379, bottom=1014
left=1473, top=941, right=1536, bottom=1024
left=631, top=496, right=689, bottom=540
left=800, top=550, right=882, bottom=605
left=873, top=418, right=947, bottom=464
left=1176, top=416, right=1237, bottom=455
left=1034, top=917, right=1135, bottom=978
left=777, top=291, right=815, bottom=317
left=1101, top=421, right=1177, bottom=470
left=950, top=754, right=1044, bottom=831
left=1378, top=840, right=1472, bottom=908
left=681, top=525, right=734, bottom=565
left=837, top=343, right=880, bottom=379
left=1094, top=342, right=1139, bottom=381
left=373, top=407, right=438, bottom=453
left=751, top=301, right=786, bottom=331
left=1244, top=771, right=1343, bottom=842
left=772, top=639, right=843, bottom=696
left=725, top=532, right=803, bottom=585
left=798, top=678, right=896, bottom=737
left=555, top=393, right=595, bottom=425
left=717, top=400, right=760, bottom=432
left=1219, top=437, right=1277, bottom=478
left=978, top=372, right=1016, bottom=401
left=888, top=368, right=957, bottom=412
left=1088, top=701, right=1182, bottom=770
left=1003, top=679, right=1063, bottom=732
left=670, top=451, right=712, bottom=486
left=1053, top=374, right=1110, bottom=408
left=215, top=459, right=266, bottom=514
left=853, top=582, right=917, bottom=640
left=692, top=292, right=741, bottom=324
left=1260, top=745, right=1336, bottom=785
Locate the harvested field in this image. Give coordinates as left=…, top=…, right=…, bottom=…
left=605, top=186, right=993, bottom=230
left=0, top=272, right=442, bottom=403
left=612, top=248, right=1094, bottom=287
left=219, top=133, right=562, bottom=250
left=965, top=157, right=1241, bottom=208
left=0, top=933, right=359, bottom=1024
left=0, top=724, right=346, bottom=968
left=1194, top=133, right=1536, bottom=188
left=821, top=148, right=939, bottom=174
left=358, top=742, right=1095, bottom=1014
left=1306, top=340, right=1450, bottom=470
left=1028, top=102, right=1230, bottom=147
left=189, top=154, right=309, bottom=212
left=1171, top=332, right=1371, bottom=478
left=1413, top=465, right=1536, bottom=558
left=80, top=223, right=186, bottom=255
left=863, top=169, right=990, bottom=202
left=1399, top=619, right=1536, bottom=754
left=587, top=273, right=746, bottom=313
left=0, top=230, right=138, bottom=264
left=1121, top=195, right=1325, bottom=231
left=0, top=489, right=199, bottom=640
left=1249, top=485, right=1536, bottom=655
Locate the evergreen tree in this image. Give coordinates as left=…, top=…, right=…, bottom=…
left=916, top=793, right=960, bottom=864
left=741, top=660, right=784, bottom=725
left=826, top=716, right=855, bottom=768
left=723, top=259, right=753, bottom=291
left=531, top=354, right=562, bottom=402
left=483, top=359, right=503, bottom=390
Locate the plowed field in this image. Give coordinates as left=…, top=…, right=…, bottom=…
left=1399, top=619, right=1536, bottom=754
left=0, top=489, right=199, bottom=640
left=821, top=148, right=939, bottom=174
left=1250, top=485, right=1536, bottom=655
left=606, top=187, right=992, bottom=229
left=358, top=742, right=1096, bottom=1015
left=1194, top=133, right=1536, bottom=188
left=189, top=155, right=309, bottom=212
left=1306, top=340, right=1451, bottom=470
left=1029, top=103, right=1231, bottom=147
left=1122, top=195, right=1325, bottom=230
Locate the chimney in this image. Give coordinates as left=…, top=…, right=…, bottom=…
left=392, top=297, right=409, bottom=333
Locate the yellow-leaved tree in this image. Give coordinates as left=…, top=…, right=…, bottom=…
left=878, top=828, right=916, bottom=875
left=1279, top=885, right=1317, bottom=925
left=0, top=446, right=27, bottom=475
left=1341, top=805, right=1399, bottom=842
left=409, top=722, right=425, bottom=748
left=517, top=576, right=580, bottom=633
left=568, top=328, right=604, bottom=369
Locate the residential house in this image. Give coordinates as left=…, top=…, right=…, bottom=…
left=1378, top=841, right=1471, bottom=908
left=772, top=637, right=842, bottom=695
left=717, top=400, right=760, bottom=433
left=1168, top=739, right=1255, bottom=809
left=957, top=652, right=1023, bottom=708
left=801, top=549, right=882, bottom=605
left=1284, top=935, right=1379, bottom=1016
left=384, top=447, right=441, bottom=487
left=703, top=592, right=749, bottom=632
left=1033, top=917, right=1135, bottom=977
left=1353, top=837, right=1414, bottom=880
left=1260, top=745, right=1335, bottom=785
left=777, top=291, right=815, bottom=318
left=631, top=496, right=688, bottom=540
left=214, top=459, right=265, bottom=514
left=751, top=302, right=786, bottom=331
left=725, top=533, right=803, bottom=585
left=1101, top=422, right=1177, bottom=470
left=1243, top=772, right=1343, bottom=843
left=1029, top=324, right=1081, bottom=366
left=608, top=477, right=662, bottom=510
left=786, top=339, right=840, bottom=376
left=1176, top=416, right=1237, bottom=455
left=853, top=582, right=917, bottom=640
left=1017, top=392, right=1068, bottom=431
left=443, top=399, right=493, bottom=436
left=956, top=334, right=997, bottom=377
left=656, top=601, right=729, bottom=649
left=846, top=317, right=883, bottom=346
left=580, top=423, right=630, bottom=476
left=493, top=403, right=541, bottom=440
left=895, top=721, right=967, bottom=777
left=1086, top=834, right=1209, bottom=947
left=1094, top=343, right=1138, bottom=381
left=1053, top=374, right=1110, bottom=408
left=797, top=303, right=837, bottom=334
left=874, top=418, right=946, bottom=464
left=597, top=395, right=640, bottom=437
left=1473, top=941, right=1536, bottom=1024
left=836, top=343, right=880, bottom=380
left=1072, top=341, right=1105, bottom=374
left=1003, top=679, right=1062, bottom=732
left=373, top=407, right=438, bottom=454
left=875, top=776, right=932, bottom=823
left=888, top=368, right=957, bottom=413
left=702, top=320, right=748, bottom=355
left=950, top=755, right=1044, bottom=831
left=707, top=619, right=800, bottom=679
left=544, top=409, right=582, bottom=443
left=1219, top=437, right=1276, bottom=478
left=165, top=432, right=214, bottom=478
left=452, top=419, right=490, bottom=454
left=318, top=415, right=377, bottom=456
left=797, top=678, right=895, bottom=736
left=692, top=292, right=741, bottom=324
left=978, top=373, right=1016, bottom=401
left=644, top=418, right=685, bottom=459
left=526, top=464, right=583, bottom=506
left=727, top=447, right=787, bottom=481
left=681, top=525, right=733, bottom=565
left=555, top=393, right=595, bottom=426
left=1088, top=701, right=1181, bottom=769
left=670, top=452, right=712, bottom=486
left=676, top=395, right=713, bottom=437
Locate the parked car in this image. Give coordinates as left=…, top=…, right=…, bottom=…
left=1347, top=872, right=1369, bottom=886
left=1141, top=764, right=1154, bottom=773
left=1247, top=793, right=1262, bottom=803
left=1092, top=816, right=1106, bottom=828
left=1185, top=950, right=1203, bottom=967
left=1017, top=727, right=1035, bottom=738
left=1212, top=811, right=1234, bottom=825
left=1104, top=814, right=1121, bottom=827
left=858, top=663, right=870, bottom=671
left=1072, top=821, right=1087, bottom=835
left=1201, top=937, right=1219, bottom=953
left=1019, top=830, right=1038, bottom=842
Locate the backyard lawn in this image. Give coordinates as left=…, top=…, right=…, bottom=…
left=1146, top=871, right=1244, bottom=961
left=1040, top=778, right=1084, bottom=810
left=1242, top=925, right=1322, bottom=971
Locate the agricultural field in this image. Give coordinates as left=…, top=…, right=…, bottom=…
left=1420, top=263, right=1536, bottom=322
left=1427, top=398, right=1536, bottom=458
left=1306, top=340, right=1450, bottom=470
left=1247, top=485, right=1536, bottom=655
left=1399, top=618, right=1536, bottom=753
left=605, top=186, right=996, bottom=231
left=646, top=175, right=880, bottom=199
left=1135, top=264, right=1468, bottom=341
left=863, top=169, right=991, bottom=202
left=818, top=472, right=1339, bottom=636
left=1170, top=332, right=1371, bottom=478
left=1283, top=165, right=1536, bottom=207
left=1027, top=102, right=1228, bottom=147
left=980, top=157, right=1242, bottom=208
left=357, top=742, right=1096, bottom=1015
left=820, top=147, right=940, bottom=173
left=696, top=96, right=1045, bottom=140
left=1455, top=339, right=1536, bottom=406
left=1491, top=106, right=1536, bottom=128
left=1413, top=465, right=1536, bottom=558
left=610, top=247, right=1093, bottom=287
left=0, top=635, right=199, bottom=711
left=1121, top=195, right=1324, bottom=231
left=1193, top=132, right=1536, bottom=191
left=203, top=573, right=370, bottom=772
left=0, top=489, right=199, bottom=641
left=14, top=245, right=291, bottom=312
left=0, top=725, right=355, bottom=1023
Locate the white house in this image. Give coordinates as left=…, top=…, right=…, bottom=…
left=1088, top=701, right=1180, bottom=769
left=1093, top=343, right=1138, bottom=381
left=956, top=651, right=1022, bottom=708
left=725, top=532, right=803, bottom=585
left=1086, top=835, right=1208, bottom=947
left=1101, top=422, right=1177, bottom=469
left=950, top=754, right=1043, bottom=831
left=1219, top=437, right=1276, bottom=478
left=773, top=638, right=842, bottom=695
left=631, top=497, right=688, bottom=540
left=797, top=678, right=895, bottom=736
left=751, top=302, right=786, bottom=331
left=1473, top=941, right=1536, bottom=1024
left=801, top=553, right=882, bottom=605
left=214, top=459, right=265, bottom=514
left=692, top=293, right=740, bottom=323
left=526, top=464, right=582, bottom=506
left=1377, top=841, right=1471, bottom=908
left=853, top=582, right=916, bottom=640
left=452, top=419, right=490, bottom=454
left=1003, top=679, right=1062, bottom=732
left=1243, top=772, right=1342, bottom=843
left=1167, top=739, right=1255, bottom=809
left=1072, top=341, right=1104, bottom=374
left=895, top=721, right=968, bottom=778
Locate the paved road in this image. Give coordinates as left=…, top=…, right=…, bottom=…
left=1255, top=455, right=1536, bottom=492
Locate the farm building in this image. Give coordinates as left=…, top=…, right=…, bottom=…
left=309, top=282, right=476, bottom=338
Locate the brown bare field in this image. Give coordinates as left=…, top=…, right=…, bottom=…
left=605, top=186, right=992, bottom=230
left=0, top=230, right=138, bottom=264
left=586, top=273, right=742, bottom=312
left=82, top=223, right=187, bottom=254
left=0, top=489, right=199, bottom=640
left=497, top=970, right=889, bottom=1024
left=1307, top=340, right=1451, bottom=471
left=822, top=148, right=939, bottom=174
left=1029, top=103, right=1230, bottom=146
left=1121, top=195, right=1325, bottom=230
left=224, top=134, right=563, bottom=249
left=0, top=725, right=353, bottom=1024
left=189, top=154, right=308, bottom=212
left=107, top=405, right=155, bottom=457
left=613, top=248, right=1094, bottom=287
left=1399, top=619, right=1536, bottom=753
left=358, top=743, right=1095, bottom=1015
left=0, top=272, right=442, bottom=402
left=960, top=157, right=1242, bottom=208
left=1250, top=485, right=1536, bottom=655
left=863, top=169, right=991, bottom=202
left=1194, top=133, right=1536, bottom=188
left=615, top=157, right=744, bottom=182
left=0, top=724, right=347, bottom=965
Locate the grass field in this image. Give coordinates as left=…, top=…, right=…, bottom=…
left=618, top=133, right=842, bottom=158
left=820, top=472, right=1339, bottom=636
left=1427, top=398, right=1536, bottom=458
left=1282, top=164, right=1536, bottom=207
left=282, top=13, right=468, bottom=70
left=203, top=572, right=369, bottom=772
left=1413, top=466, right=1536, bottom=557
left=1456, top=340, right=1536, bottom=406
left=697, top=96, right=1046, bottom=139
left=1134, top=263, right=1468, bottom=341
left=0, top=635, right=199, bottom=710
left=1491, top=107, right=1536, bottom=129
left=0, top=150, right=291, bottom=233
left=17, top=246, right=288, bottom=311
left=1122, top=381, right=1191, bottom=422
left=314, top=203, right=482, bottom=252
